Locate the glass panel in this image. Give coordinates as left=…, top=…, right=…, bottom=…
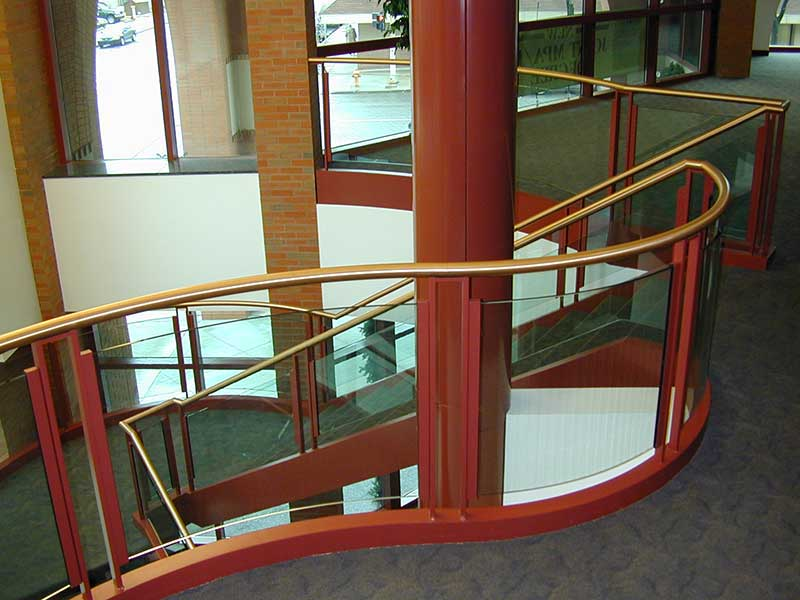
left=771, top=1, right=800, bottom=46
left=517, top=99, right=612, bottom=198
left=192, top=308, right=278, bottom=361
left=186, top=395, right=299, bottom=489
left=657, top=11, right=703, bottom=81
left=50, top=1, right=167, bottom=160
left=321, top=50, right=412, bottom=158
left=0, top=351, right=71, bottom=599
left=315, top=4, right=404, bottom=47
left=519, top=0, right=584, bottom=22
left=163, top=0, right=255, bottom=157
left=484, top=267, right=672, bottom=501
left=131, top=449, right=186, bottom=551
left=634, top=117, right=761, bottom=241
left=595, top=18, right=647, bottom=87
left=596, top=0, right=648, bottom=10
left=314, top=305, right=417, bottom=446
left=518, top=26, right=583, bottom=111
left=686, top=232, right=722, bottom=421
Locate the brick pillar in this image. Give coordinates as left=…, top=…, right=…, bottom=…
left=246, top=0, right=336, bottom=518
left=0, top=1, right=65, bottom=320
left=245, top=0, right=323, bottom=387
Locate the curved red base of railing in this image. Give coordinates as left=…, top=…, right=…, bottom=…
left=91, top=386, right=711, bottom=600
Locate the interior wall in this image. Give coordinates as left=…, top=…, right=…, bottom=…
left=0, top=79, right=42, bottom=337
left=754, top=0, right=781, bottom=50
left=44, top=173, right=268, bottom=311
left=316, top=204, right=414, bottom=311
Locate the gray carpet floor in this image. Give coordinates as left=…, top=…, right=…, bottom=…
left=171, top=54, right=800, bottom=600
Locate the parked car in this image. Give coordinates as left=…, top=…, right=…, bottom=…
left=97, top=23, right=136, bottom=48
left=97, top=1, right=125, bottom=24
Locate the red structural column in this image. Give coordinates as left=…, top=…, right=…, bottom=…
left=412, top=0, right=517, bottom=508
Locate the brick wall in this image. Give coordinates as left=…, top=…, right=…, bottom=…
left=245, top=0, right=322, bottom=311
left=245, top=0, right=323, bottom=404
left=166, top=0, right=255, bottom=157
left=0, top=0, right=65, bottom=320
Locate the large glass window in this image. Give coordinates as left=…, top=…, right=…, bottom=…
left=595, top=18, right=647, bottom=86
left=519, top=0, right=584, bottom=22
left=596, top=0, right=648, bottom=11
left=314, top=0, right=403, bottom=47
left=657, top=11, right=703, bottom=81
left=163, top=0, right=255, bottom=157
left=771, top=0, right=800, bottom=47
left=50, top=0, right=166, bottom=160
left=518, top=26, right=583, bottom=109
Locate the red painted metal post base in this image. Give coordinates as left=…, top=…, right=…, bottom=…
left=87, top=387, right=713, bottom=600
left=722, top=245, right=776, bottom=270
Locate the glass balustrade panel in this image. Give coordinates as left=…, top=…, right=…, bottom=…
left=313, top=304, right=417, bottom=447
left=481, top=266, right=672, bottom=503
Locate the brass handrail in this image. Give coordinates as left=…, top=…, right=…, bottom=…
left=0, top=160, right=728, bottom=353
left=177, top=277, right=414, bottom=321
left=309, top=57, right=410, bottom=66
left=514, top=104, right=769, bottom=234
left=517, top=66, right=788, bottom=109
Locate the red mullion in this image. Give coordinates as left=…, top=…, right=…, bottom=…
left=321, top=67, right=333, bottom=167
left=38, top=0, right=69, bottom=164
left=151, top=0, right=179, bottom=161
left=746, top=118, right=769, bottom=255
left=68, top=334, right=129, bottom=589
left=645, top=1, right=660, bottom=86
left=581, top=0, right=597, bottom=98
left=289, top=355, right=306, bottom=453
left=160, top=414, right=181, bottom=491
left=668, top=233, right=704, bottom=452
left=28, top=341, right=91, bottom=593
left=761, top=111, right=785, bottom=255
left=699, top=8, right=713, bottom=74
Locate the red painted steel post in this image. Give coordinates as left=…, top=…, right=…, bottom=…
left=186, top=311, right=206, bottom=392
left=25, top=357, right=92, bottom=596
left=290, top=355, right=306, bottom=453
left=754, top=113, right=776, bottom=256
left=321, top=67, right=333, bottom=167
left=161, top=414, right=181, bottom=491
left=411, top=0, right=516, bottom=508
left=668, top=233, right=704, bottom=452
left=746, top=119, right=769, bottom=255
left=761, top=111, right=785, bottom=256
left=173, top=313, right=189, bottom=395
left=68, top=334, right=129, bottom=589
left=608, top=91, right=622, bottom=187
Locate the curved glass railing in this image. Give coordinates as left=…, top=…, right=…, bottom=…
left=0, top=158, right=728, bottom=597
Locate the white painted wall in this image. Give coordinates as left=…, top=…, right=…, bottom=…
left=0, top=78, right=41, bottom=337
left=44, top=173, right=268, bottom=312
left=754, top=0, right=781, bottom=51
left=316, top=204, right=414, bottom=311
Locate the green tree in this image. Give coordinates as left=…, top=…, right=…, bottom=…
left=377, top=0, right=409, bottom=49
